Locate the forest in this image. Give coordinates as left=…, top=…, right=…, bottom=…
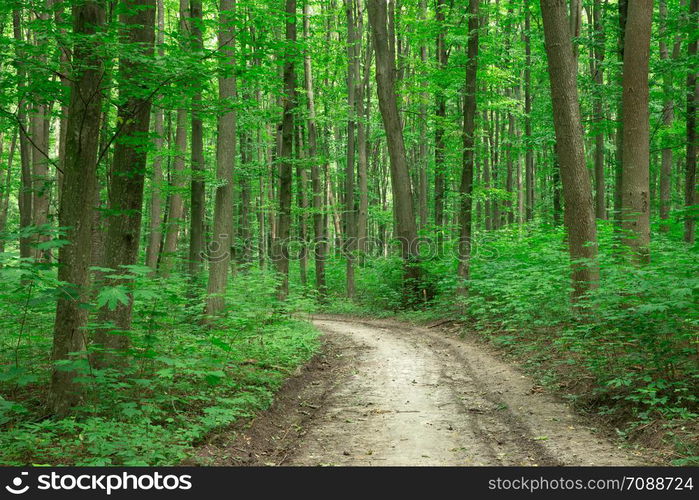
left=0, top=0, right=696, bottom=467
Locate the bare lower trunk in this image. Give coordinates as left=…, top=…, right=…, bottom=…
left=684, top=0, right=698, bottom=244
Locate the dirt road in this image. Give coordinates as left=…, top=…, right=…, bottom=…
left=198, top=316, right=652, bottom=466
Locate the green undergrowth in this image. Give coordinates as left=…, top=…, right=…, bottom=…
left=0, top=259, right=319, bottom=466
left=314, top=219, right=698, bottom=465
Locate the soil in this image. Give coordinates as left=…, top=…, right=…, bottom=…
left=194, top=315, right=656, bottom=466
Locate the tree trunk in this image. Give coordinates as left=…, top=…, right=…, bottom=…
left=540, top=0, right=599, bottom=299
left=205, top=0, right=237, bottom=317
left=685, top=0, right=698, bottom=243
left=456, top=0, right=479, bottom=288
left=524, top=7, right=534, bottom=221
left=344, top=0, right=358, bottom=298
left=12, top=9, right=33, bottom=261
left=658, top=0, right=681, bottom=232
left=49, top=0, right=106, bottom=415
left=145, top=0, right=165, bottom=270
left=93, top=0, right=156, bottom=368
left=302, top=0, right=327, bottom=298
left=591, top=0, right=606, bottom=219
left=273, top=0, right=297, bottom=301
left=620, top=0, right=652, bottom=263
left=368, top=0, right=420, bottom=302
left=434, top=0, right=447, bottom=250
left=188, top=0, right=205, bottom=277
left=614, top=0, right=628, bottom=228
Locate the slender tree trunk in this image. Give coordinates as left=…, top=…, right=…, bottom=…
left=620, top=0, right=652, bottom=263
left=146, top=0, right=165, bottom=270
left=368, top=0, right=420, bottom=301
left=344, top=0, right=358, bottom=298
left=540, top=0, right=599, bottom=299
left=13, top=9, right=33, bottom=261
left=434, top=0, right=447, bottom=250
left=206, top=0, right=237, bottom=317
left=50, top=0, right=106, bottom=415
left=658, top=1, right=681, bottom=232
left=524, top=7, right=534, bottom=221
left=161, top=109, right=187, bottom=274
left=188, top=0, right=205, bottom=276
left=456, top=0, right=479, bottom=288
left=685, top=0, right=698, bottom=243
left=614, top=0, right=628, bottom=228
left=0, top=131, right=17, bottom=254
left=274, top=0, right=297, bottom=300
left=93, top=0, right=156, bottom=368
left=591, top=0, right=606, bottom=219
left=357, top=23, right=371, bottom=258
left=303, top=0, right=327, bottom=298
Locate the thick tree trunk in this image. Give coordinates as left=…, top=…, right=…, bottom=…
left=273, top=0, right=297, bottom=301
left=50, top=0, right=106, bottom=415
left=205, top=0, right=236, bottom=317
left=93, top=0, right=156, bottom=368
left=368, top=0, right=420, bottom=301
left=456, top=0, right=479, bottom=288
left=620, top=0, right=652, bottom=263
left=540, top=0, right=599, bottom=299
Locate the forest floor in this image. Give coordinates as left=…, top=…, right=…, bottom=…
left=194, top=315, right=660, bottom=466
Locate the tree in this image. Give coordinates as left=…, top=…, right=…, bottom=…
left=685, top=0, right=698, bottom=244
left=456, top=0, right=479, bottom=288
left=540, top=0, right=599, bottom=299
left=620, top=0, right=652, bottom=263
left=302, top=0, right=327, bottom=299
left=93, top=0, right=156, bottom=367
left=188, top=0, right=206, bottom=277
left=368, top=0, right=420, bottom=300
left=206, top=0, right=237, bottom=317
left=49, top=0, right=107, bottom=415
left=273, top=0, right=297, bottom=300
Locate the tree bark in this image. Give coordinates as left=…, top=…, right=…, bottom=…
left=50, top=0, right=106, bottom=415
left=145, top=0, right=165, bottom=270
left=456, top=0, right=479, bottom=288
left=540, top=0, right=599, bottom=299
left=368, top=0, right=420, bottom=301
left=93, top=0, right=156, bottom=367
left=302, top=0, right=327, bottom=298
left=205, top=0, right=237, bottom=317
left=685, top=0, right=698, bottom=243
left=188, top=0, right=206, bottom=276
left=273, top=0, right=297, bottom=301
left=620, top=0, right=652, bottom=263
left=434, top=0, right=447, bottom=250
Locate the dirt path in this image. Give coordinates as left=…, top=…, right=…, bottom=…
left=196, top=316, right=653, bottom=466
